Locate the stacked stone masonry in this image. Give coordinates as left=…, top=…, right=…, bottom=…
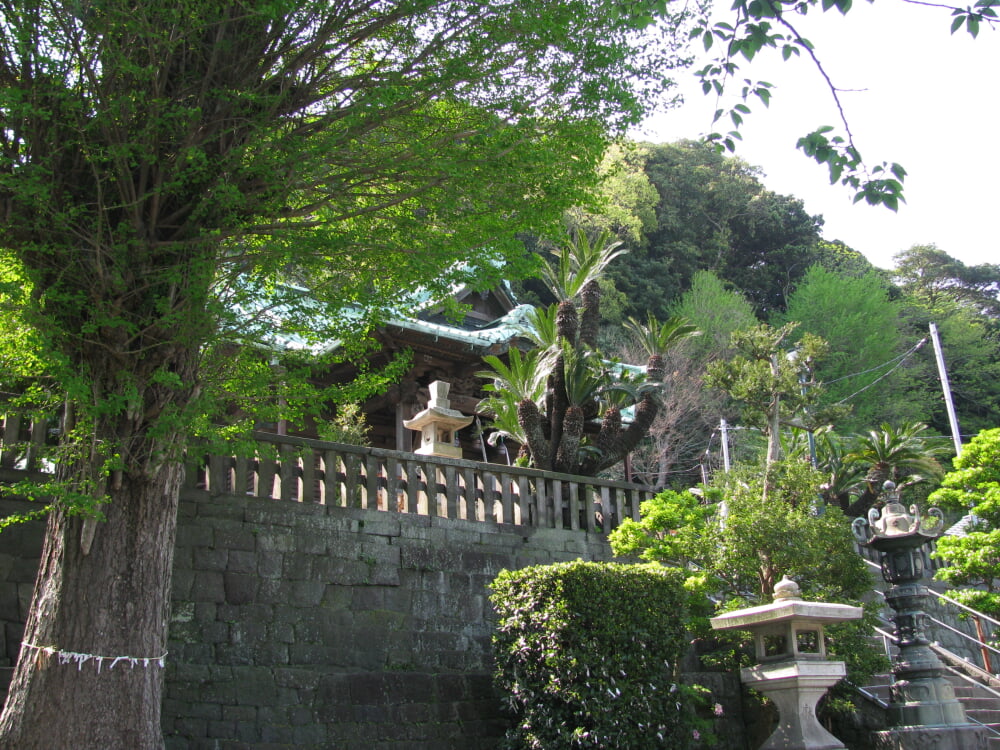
left=3, top=492, right=751, bottom=749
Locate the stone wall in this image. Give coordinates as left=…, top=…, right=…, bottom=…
left=163, top=489, right=619, bottom=748
left=0, top=499, right=42, bottom=700
left=5, top=493, right=752, bottom=749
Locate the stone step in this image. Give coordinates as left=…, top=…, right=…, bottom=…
left=966, top=709, right=1000, bottom=723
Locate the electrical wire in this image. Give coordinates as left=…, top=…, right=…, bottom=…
left=824, top=338, right=927, bottom=385
left=834, top=338, right=928, bottom=405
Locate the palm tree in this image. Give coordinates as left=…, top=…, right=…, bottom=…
left=624, top=312, right=700, bottom=383
left=478, top=348, right=549, bottom=468
left=478, top=229, right=700, bottom=480
left=576, top=315, right=699, bottom=476
left=539, top=227, right=626, bottom=347
left=842, top=422, right=947, bottom=516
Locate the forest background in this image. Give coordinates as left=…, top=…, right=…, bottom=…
left=513, top=139, right=1000, bottom=491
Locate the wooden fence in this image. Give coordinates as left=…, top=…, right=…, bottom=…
left=1, top=413, right=654, bottom=533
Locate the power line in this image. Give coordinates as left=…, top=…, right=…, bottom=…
left=825, top=337, right=927, bottom=386
left=835, top=338, right=928, bottom=405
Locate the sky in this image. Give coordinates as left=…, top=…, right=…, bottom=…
left=630, top=1, right=1000, bottom=270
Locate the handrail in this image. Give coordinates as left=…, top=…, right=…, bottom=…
left=864, top=556, right=1000, bottom=674
left=867, top=624, right=1000, bottom=738
left=936, top=590, right=1000, bottom=630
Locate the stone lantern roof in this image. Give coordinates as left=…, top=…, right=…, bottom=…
left=710, top=576, right=863, bottom=633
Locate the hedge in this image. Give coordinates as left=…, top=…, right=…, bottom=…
left=490, top=560, right=706, bottom=749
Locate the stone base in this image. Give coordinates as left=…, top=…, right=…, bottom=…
left=872, top=724, right=988, bottom=750
left=741, top=661, right=847, bottom=750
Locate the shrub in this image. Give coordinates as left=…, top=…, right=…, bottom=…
left=490, top=560, right=708, bottom=749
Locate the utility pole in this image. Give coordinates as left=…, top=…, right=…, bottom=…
left=929, top=322, right=963, bottom=457
left=720, top=418, right=731, bottom=472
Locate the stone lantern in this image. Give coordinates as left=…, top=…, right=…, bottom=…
left=403, top=380, right=473, bottom=459
left=852, top=482, right=987, bottom=749
left=711, top=575, right=863, bottom=750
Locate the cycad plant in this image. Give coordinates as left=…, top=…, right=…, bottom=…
left=841, top=421, right=946, bottom=515
left=478, top=229, right=698, bottom=477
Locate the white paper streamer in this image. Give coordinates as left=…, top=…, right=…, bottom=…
left=21, top=641, right=167, bottom=672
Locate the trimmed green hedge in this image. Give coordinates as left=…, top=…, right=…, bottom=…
left=490, top=561, right=705, bottom=749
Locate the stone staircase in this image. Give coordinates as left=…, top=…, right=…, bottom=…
left=856, top=552, right=1000, bottom=744
left=861, top=664, right=1000, bottom=746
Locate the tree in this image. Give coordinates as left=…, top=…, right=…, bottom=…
left=704, top=322, right=836, bottom=467
left=0, top=2, right=699, bottom=746
left=931, top=428, right=1000, bottom=617
left=609, top=459, right=881, bottom=688
left=606, top=140, right=823, bottom=319
left=780, top=265, right=907, bottom=431
left=838, top=422, right=946, bottom=516
left=479, top=229, right=699, bottom=477
left=614, top=270, right=756, bottom=486
left=894, top=244, right=1000, bottom=320
left=693, top=0, right=997, bottom=208
left=896, top=294, right=1000, bottom=437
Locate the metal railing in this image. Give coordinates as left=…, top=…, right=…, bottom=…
left=861, top=556, right=1000, bottom=675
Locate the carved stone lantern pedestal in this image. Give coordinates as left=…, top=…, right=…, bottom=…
left=711, top=576, right=863, bottom=750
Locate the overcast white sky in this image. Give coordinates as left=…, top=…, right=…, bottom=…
left=631, top=1, right=1000, bottom=270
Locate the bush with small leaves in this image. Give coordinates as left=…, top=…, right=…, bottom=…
left=490, top=560, right=710, bottom=749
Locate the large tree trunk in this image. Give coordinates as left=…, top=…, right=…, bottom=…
left=0, top=463, right=182, bottom=748
left=0, top=346, right=199, bottom=748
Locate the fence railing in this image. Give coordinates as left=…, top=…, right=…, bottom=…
left=186, top=432, right=653, bottom=533
left=0, top=412, right=655, bottom=534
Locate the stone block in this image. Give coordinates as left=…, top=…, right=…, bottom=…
left=196, top=500, right=247, bottom=521
left=273, top=666, right=321, bottom=690
left=192, top=546, right=229, bottom=572
left=215, top=643, right=255, bottom=667
left=354, top=514, right=402, bottom=538
left=254, top=531, right=297, bottom=554
left=234, top=720, right=260, bottom=743
left=350, top=586, right=386, bottom=611
left=190, top=571, right=225, bottom=602
left=170, top=567, right=195, bottom=600
left=0, top=582, right=19, bottom=622
left=255, top=577, right=290, bottom=605
left=315, top=558, right=372, bottom=586
left=231, top=668, right=279, bottom=706
left=170, top=717, right=207, bottom=741
left=222, top=704, right=257, bottom=722
left=397, top=525, right=450, bottom=545
left=223, top=573, right=259, bottom=605
left=399, top=545, right=461, bottom=572
left=256, top=549, right=284, bottom=579
left=349, top=672, right=388, bottom=704
left=293, top=722, right=328, bottom=746
left=319, top=584, right=353, bottom=610
left=226, top=549, right=256, bottom=574
left=281, top=552, right=315, bottom=581
left=443, top=526, right=484, bottom=546
left=10, top=556, right=41, bottom=583
left=213, top=521, right=257, bottom=552
left=184, top=700, right=223, bottom=721
left=461, top=549, right=511, bottom=577
left=287, top=642, right=341, bottom=667
left=290, top=580, right=326, bottom=607
left=291, top=532, right=329, bottom=555
left=175, top=523, right=214, bottom=549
